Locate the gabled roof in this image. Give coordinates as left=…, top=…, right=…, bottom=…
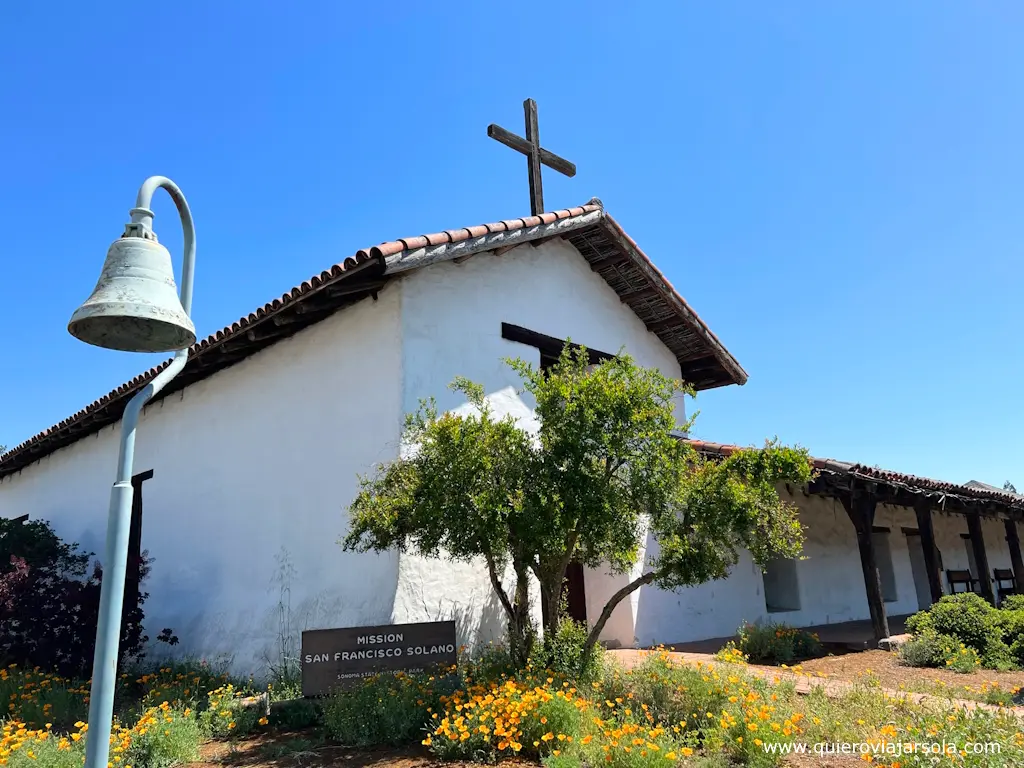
left=0, top=200, right=746, bottom=480
left=686, top=439, right=1024, bottom=519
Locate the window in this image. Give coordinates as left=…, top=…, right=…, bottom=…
left=502, top=323, right=614, bottom=369
left=963, top=534, right=979, bottom=582
left=872, top=528, right=898, bottom=603
left=763, top=558, right=801, bottom=612
left=540, top=351, right=560, bottom=371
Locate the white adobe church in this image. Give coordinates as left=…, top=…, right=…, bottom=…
left=2, top=198, right=1023, bottom=673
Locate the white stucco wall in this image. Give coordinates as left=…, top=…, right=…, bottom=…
left=0, top=235, right=694, bottom=672
left=11, top=230, right=1000, bottom=663
left=633, top=488, right=1024, bottom=646
left=0, top=289, right=406, bottom=676
left=393, top=238, right=688, bottom=647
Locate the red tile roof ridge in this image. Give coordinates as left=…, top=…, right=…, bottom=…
left=370, top=203, right=604, bottom=270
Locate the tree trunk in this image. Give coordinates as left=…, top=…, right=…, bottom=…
left=544, top=580, right=562, bottom=638
left=579, top=571, right=656, bottom=673
left=485, top=554, right=530, bottom=666
left=511, top=561, right=534, bottom=664
left=540, top=529, right=581, bottom=641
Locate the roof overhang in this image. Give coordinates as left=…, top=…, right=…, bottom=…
left=686, top=439, right=1024, bottom=522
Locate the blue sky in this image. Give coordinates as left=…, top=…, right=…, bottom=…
left=1, top=2, right=1021, bottom=486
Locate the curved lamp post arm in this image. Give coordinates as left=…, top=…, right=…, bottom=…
left=83, top=177, right=196, bottom=768
left=120, top=176, right=198, bottom=427
left=132, top=175, right=197, bottom=317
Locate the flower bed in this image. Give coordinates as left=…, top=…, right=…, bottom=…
left=0, top=663, right=270, bottom=768
left=317, top=650, right=1024, bottom=767
left=3, top=645, right=1024, bottom=768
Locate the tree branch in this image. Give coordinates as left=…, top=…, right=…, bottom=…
left=484, top=552, right=516, bottom=622
left=580, top=570, right=657, bottom=670
left=545, top=526, right=581, bottom=634
left=605, top=456, right=626, bottom=484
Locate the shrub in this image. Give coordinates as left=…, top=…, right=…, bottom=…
left=1, top=722, right=86, bottom=768
left=1009, top=633, right=1024, bottom=669
left=0, top=518, right=153, bottom=677
left=429, top=676, right=589, bottom=763
left=463, top=641, right=519, bottom=682
left=123, top=704, right=204, bottom=768
left=940, top=638, right=982, bottom=673
left=982, top=638, right=1017, bottom=671
left=602, top=652, right=732, bottom=739
left=1001, top=594, right=1024, bottom=612
left=997, top=607, right=1024, bottom=651
left=530, top=617, right=605, bottom=684
left=905, top=592, right=996, bottom=654
left=425, top=666, right=697, bottom=766
left=124, top=659, right=236, bottom=712
left=735, top=621, right=822, bottom=665
left=268, top=697, right=320, bottom=730
left=897, top=630, right=946, bottom=668
left=898, top=632, right=983, bottom=673
left=322, top=671, right=447, bottom=747
left=198, top=684, right=268, bottom=738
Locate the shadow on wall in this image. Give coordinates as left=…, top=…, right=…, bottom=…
left=584, top=565, right=640, bottom=649
left=631, top=556, right=766, bottom=649
left=395, top=569, right=508, bottom=650
left=142, top=544, right=400, bottom=680
left=139, top=544, right=516, bottom=679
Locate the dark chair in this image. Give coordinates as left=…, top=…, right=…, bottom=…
left=994, top=568, right=1018, bottom=605
left=946, top=569, right=978, bottom=595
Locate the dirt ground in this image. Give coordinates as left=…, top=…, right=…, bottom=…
left=755, top=648, right=1024, bottom=701
left=188, top=732, right=535, bottom=768
left=185, top=729, right=866, bottom=768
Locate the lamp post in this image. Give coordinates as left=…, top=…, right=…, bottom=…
left=68, top=176, right=198, bottom=768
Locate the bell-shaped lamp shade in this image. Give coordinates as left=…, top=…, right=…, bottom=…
left=68, top=236, right=196, bottom=353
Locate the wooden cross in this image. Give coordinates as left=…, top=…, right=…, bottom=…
left=487, top=98, right=576, bottom=216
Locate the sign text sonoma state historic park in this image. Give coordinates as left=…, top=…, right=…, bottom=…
left=300, top=620, right=457, bottom=696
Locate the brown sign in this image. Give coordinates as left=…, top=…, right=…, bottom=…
left=300, top=620, right=457, bottom=697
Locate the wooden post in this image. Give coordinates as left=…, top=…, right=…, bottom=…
left=914, top=498, right=944, bottom=605
left=1006, top=519, right=1024, bottom=592
left=121, top=469, right=154, bottom=635
left=966, top=512, right=995, bottom=604
left=841, top=489, right=889, bottom=642
left=523, top=99, right=544, bottom=218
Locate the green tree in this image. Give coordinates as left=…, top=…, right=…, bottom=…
left=341, top=347, right=813, bottom=670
